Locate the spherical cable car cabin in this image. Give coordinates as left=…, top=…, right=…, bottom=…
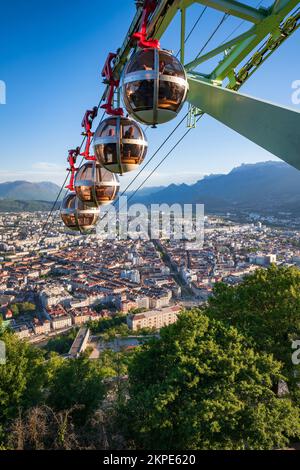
left=60, top=192, right=99, bottom=233
left=122, top=49, right=188, bottom=126
left=74, top=161, right=120, bottom=206
left=93, top=116, right=148, bottom=174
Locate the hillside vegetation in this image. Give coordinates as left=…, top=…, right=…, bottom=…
left=0, top=266, right=300, bottom=450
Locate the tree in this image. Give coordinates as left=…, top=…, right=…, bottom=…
left=97, top=349, right=135, bottom=378
left=0, top=329, right=46, bottom=425
left=207, top=265, right=300, bottom=386
left=19, top=302, right=36, bottom=313
left=44, top=329, right=78, bottom=355
left=88, top=315, right=126, bottom=334
left=120, top=310, right=300, bottom=450
left=0, top=327, right=113, bottom=448
left=47, top=355, right=106, bottom=422
left=8, top=302, right=36, bottom=317
left=9, top=304, right=19, bottom=317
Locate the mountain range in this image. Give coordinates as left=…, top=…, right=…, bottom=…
left=130, top=161, right=300, bottom=214
left=1, top=161, right=300, bottom=213
left=0, top=181, right=61, bottom=202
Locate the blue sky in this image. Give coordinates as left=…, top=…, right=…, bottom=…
left=0, top=0, right=299, bottom=190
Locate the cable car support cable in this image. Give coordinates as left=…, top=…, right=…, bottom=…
left=36, top=0, right=300, bottom=240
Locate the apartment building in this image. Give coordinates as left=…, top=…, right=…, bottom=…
left=51, top=314, right=72, bottom=330
left=127, top=305, right=181, bottom=331
left=33, top=320, right=51, bottom=335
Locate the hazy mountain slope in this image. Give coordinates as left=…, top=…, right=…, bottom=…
left=0, top=199, right=60, bottom=212
left=0, top=181, right=61, bottom=201
left=131, top=161, right=300, bottom=212
left=2, top=161, right=300, bottom=213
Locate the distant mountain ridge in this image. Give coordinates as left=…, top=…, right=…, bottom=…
left=0, top=199, right=59, bottom=213
left=130, top=161, right=300, bottom=213
left=0, top=181, right=61, bottom=201
left=1, top=161, right=300, bottom=213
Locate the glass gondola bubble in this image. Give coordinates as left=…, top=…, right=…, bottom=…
left=60, top=192, right=99, bottom=233
left=122, top=49, right=188, bottom=126
left=93, top=116, right=148, bottom=174
left=74, top=161, right=120, bottom=206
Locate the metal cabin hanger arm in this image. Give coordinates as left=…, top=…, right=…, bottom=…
left=65, top=147, right=80, bottom=192
left=80, top=107, right=98, bottom=161
left=132, top=0, right=160, bottom=49
left=101, top=53, right=124, bottom=116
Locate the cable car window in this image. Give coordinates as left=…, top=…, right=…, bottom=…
left=77, top=186, right=93, bottom=202
left=120, top=143, right=145, bottom=163
left=99, top=167, right=117, bottom=184
left=158, top=82, right=186, bottom=112
left=159, top=51, right=186, bottom=79
left=104, top=143, right=118, bottom=163
left=122, top=123, right=141, bottom=139
left=77, top=164, right=93, bottom=181
left=75, top=162, right=119, bottom=207
left=97, top=119, right=117, bottom=138
left=95, top=143, right=118, bottom=164
left=124, top=81, right=154, bottom=111
left=95, top=186, right=115, bottom=200
left=61, top=214, right=77, bottom=228
left=77, top=214, right=96, bottom=226
left=103, top=126, right=116, bottom=138
left=94, top=116, right=148, bottom=173
left=63, top=194, right=76, bottom=210
left=126, top=49, right=154, bottom=73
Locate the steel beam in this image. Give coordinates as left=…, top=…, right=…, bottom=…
left=182, top=0, right=268, bottom=23
left=272, top=0, right=296, bottom=13
left=148, top=0, right=182, bottom=40
left=187, top=76, right=300, bottom=170
left=180, top=7, right=186, bottom=63
left=184, top=29, right=255, bottom=71
left=210, top=0, right=298, bottom=80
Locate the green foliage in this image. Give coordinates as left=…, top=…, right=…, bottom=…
left=9, top=302, right=36, bottom=317
left=44, top=328, right=78, bottom=355
left=98, top=349, right=135, bottom=377
left=0, top=328, right=108, bottom=445
left=20, top=302, right=36, bottom=312
left=88, top=315, right=126, bottom=334
left=207, top=265, right=300, bottom=386
left=94, top=302, right=115, bottom=313
left=101, top=323, right=130, bottom=342
left=120, top=310, right=300, bottom=450
left=2, top=266, right=300, bottom=450
left=129, top=308, right=148, bottom=314
left=9, top=304, right=19, bottom=317
left=135, top=327, right=157, bottom=336
left=47, top=355, right=106, bottom=421
left=0, top=329, right=46, bottom=424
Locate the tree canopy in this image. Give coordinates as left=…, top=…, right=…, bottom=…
left=120, top=309, right=300, bottom=450
left=47, top=355, right=106, bottom=421
left=207, top=265, right=300, bottom=386
left=0, top=327, right=107, bottom=441
left=1, top=265, right=300, bottom=450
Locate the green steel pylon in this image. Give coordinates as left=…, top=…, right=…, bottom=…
left=187, top=76, right=300, bottom=170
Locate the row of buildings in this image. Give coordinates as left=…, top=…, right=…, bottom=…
left=1, top=210, right=300, bottom=341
